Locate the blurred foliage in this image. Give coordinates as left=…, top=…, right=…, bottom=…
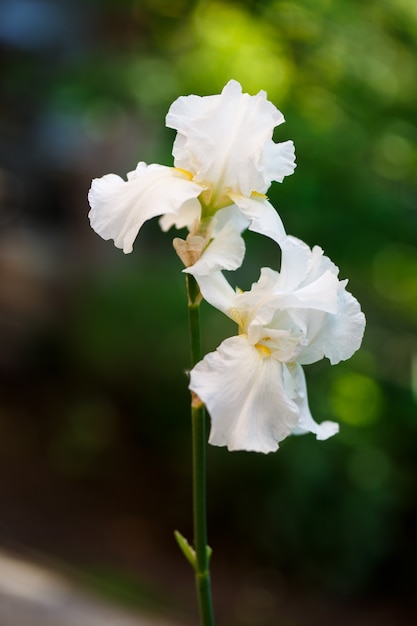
left=1, top=0, right=417, bottom=621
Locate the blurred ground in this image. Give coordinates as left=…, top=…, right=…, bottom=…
left=0, top=548, right=180, bottom=626
left=0, top=543, right=415, bottom=626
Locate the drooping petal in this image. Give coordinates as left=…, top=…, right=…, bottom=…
left=88, top=162, right=203, bottom=253
left=189, top=336, right=300, bottom=453
left=284, top=363, right=339, bottom=439
left=195, top=271, right=236, bottom=316
left=230, top=194, right=287, bottom=244
left=166, top=80, right=295, bottom=198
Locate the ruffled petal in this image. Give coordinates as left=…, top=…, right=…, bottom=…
left=189, top=336, right=300, bottom=453
left=166, top=80, right=295, bottom=197
left=259, top=139, right=297, bottom=183
left=277, top=237, right=365, bottom=366
left=298, top=283, right=366, bottom=365
left=88, top=162, right=203, bottom=253
left=285, top=363, right=339, bottom=439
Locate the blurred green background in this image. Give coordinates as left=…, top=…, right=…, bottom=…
left=0, top=0, right=416, bottom=624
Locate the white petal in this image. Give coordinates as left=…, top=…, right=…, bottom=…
left=231, top=258, right=338, bottom=343
left=307, top=244, right=340, bottom=282
left=241, top=264, right=339, bottom=319
left=279, top=236, right=340, bottom=294
left=281, top=270, right=339, bottom=313
left=259, top=140, right=297, bottom=183
left=275, top=240, right=363, bottom=364
left=185, top=204, right=249, bottom=276
left=185, top=220, right=245, bottom=276
left=255, top=235, right=340, bottom=313
left=88, top=163, right=203, bottom=253
left=249, top=322, right=304, bottom=363
left=189, top=336, right=300, bottom=453
left=285, top=363, right=339, bottom=440
left=158, top=198, right=201, bottom=232
left=212, top=203, right=250, bottom=234
left=232, top=267, right=279, bottom=328
left=230, top=195, right=287, bottom=244
left=298, top=284, right=366, bottom=365
left=166, top=80, right=295, bottom=197
left=195, top=271, right=236, bottom=315
left=278, top=236, right=315, bottom=289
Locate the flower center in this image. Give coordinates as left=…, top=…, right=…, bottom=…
left=199, top=186, right=234, bottom=219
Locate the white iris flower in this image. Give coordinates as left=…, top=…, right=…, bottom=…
left=189, top=236, right=366, bottom=453
left=88, top=80, right=296, bottom=274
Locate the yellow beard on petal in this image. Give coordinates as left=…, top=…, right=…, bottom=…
left=255, top=343, right=271, bottom=358
left=251, top=191, right=268, bottom=201
left=174, top=167, right=194, bottom=180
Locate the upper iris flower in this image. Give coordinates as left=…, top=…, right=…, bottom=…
left=189, top=236, right=366, bottom=453
left=88, top=80, right=296, bottom=274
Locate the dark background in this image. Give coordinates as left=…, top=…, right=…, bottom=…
left=0, top=0, right=416, bottom=624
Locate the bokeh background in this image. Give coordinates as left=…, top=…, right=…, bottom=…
left=0, top=0, right=416, bottom=624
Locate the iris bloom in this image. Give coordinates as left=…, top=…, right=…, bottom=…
left=88, top=80, right=296, bottom=274
left=189, top=236, right=366, bottom=453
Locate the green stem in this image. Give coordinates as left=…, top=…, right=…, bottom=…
left=186, top=274, right=215, bottom=626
